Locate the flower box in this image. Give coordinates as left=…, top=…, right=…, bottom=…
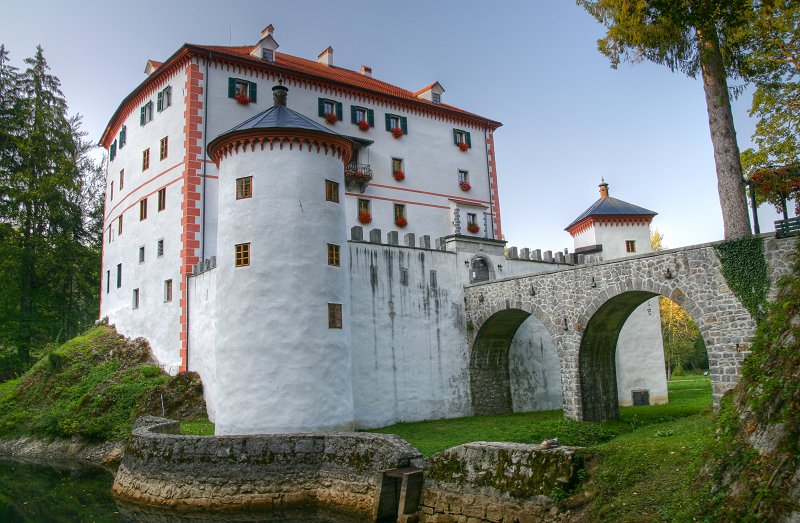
left=358, top=212, right=372, bottom=224
left=391, top=127, right=404, bottom=139
left=395, top=217, right=408, bottom=228
left=458, top=141, right=469, bottom=152
left=324, top=112, right=338, bottom=124
left=460, top=181, right=471, bottom=192
left=467, top=223, right=480, bottom=233
left=345, top=168, right=373, bottom=184
left=393, top=170, right=405, bottom=182
left=234, top=94, right=251, bottom=105
left=357, top=120, right=370, bottom=131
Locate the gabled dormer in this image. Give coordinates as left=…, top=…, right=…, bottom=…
left=250, top=24, right=279, bottom=62
left=415, top=81, right=445, bottom=105
left=144, top=60, right=162, bottom=76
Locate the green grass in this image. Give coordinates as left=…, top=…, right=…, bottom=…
left=180, top=418, right=214, bottom=436
left=368, top=377, right=712, bottom=456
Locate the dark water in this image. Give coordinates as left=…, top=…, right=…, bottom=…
left=0, top=458, right=369, bottom=522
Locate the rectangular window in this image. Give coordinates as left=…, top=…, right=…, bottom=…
left=159, top=136, right=168, bottom=160
left=142, top=148, right=150, bottom=171
left=430, top=270, right=438, bottom=288
left=106, top=270, right=110, bottom=294
left=626, top=240, right=636, bottom=253
left=236, top=176, right=253, bottom=199
left=262, top=48, right=274, bottom=62
left=228, top=77, right=257, bottom=103
left=140, top=101, right=153, bottom=125
left=110, top=181, right=114, bottom=201
left=467, top=212, right=477, bottom=225
left=119, top=125, right=126, bottom=148
left=139, top=246, right=145, bottom=264
left=392, top=158, right=403, bottom=173
left=358, top=199, right=371, bottom=215
left=328, top=303, right=342, bottom=329
left=458, top=170, right=469, bottom=184
left=432, top=92, right=441, bottom=105
left=110, top=140, right=117, bottom=161
left=157, top=86, right=171, bottom=112
left=157, top=239, right=164, bottom=257
left=394, top=203, right=406, bottom=221
left=385, top=113, right=408, bottom=135
left=132, top=288, right=139, bottom=309
left=453, top=128, right=472, bottom=149
left=325, top=180, right=339, bottom=203
left=327, top=243, right=340, bottom=267
left=108, top=227, right=112, bottom=244
left=139, top=198, right=147, bottom=220
left=400, top=267, right=409, bottom=286
left=235, top=243, right=250, bottom=267
left=164, top=279, right=173, bottom=302
left=118, top=215, right=123, bottom=235
left=350, top=105, right=374, bottom=127
left=120, top=169, right=124, bottom=190
left=317, top=98, right=343, bottom=121
left=157, top=188, right=166, bottom=211
left=116, top=263, right=122, bottom=288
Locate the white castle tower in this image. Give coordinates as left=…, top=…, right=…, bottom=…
left=206, top=85, right=356, bottom=434
left=565, top=180, right=668, bottom=406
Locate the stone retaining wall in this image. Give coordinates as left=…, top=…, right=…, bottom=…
left=419, top=442, right=581, bottom=522
left=112, top=417, right=422, bottom=516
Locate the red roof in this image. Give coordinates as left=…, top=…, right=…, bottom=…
left=101, top=43, right=501, bottom=147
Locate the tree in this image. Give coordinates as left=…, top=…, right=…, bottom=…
left=0, top=45, right=101, bottom=368
left=740, top=0, right=800, bottom=213
left=578, top=0, right=753, bottom=239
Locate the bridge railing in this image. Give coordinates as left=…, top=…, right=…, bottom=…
left=775, top=216, right=800, bottom=238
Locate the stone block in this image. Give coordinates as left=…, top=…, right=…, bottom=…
left=555, top=252, right=565, bottom=263
left=419, top=235, right=431, bottom=249
left=350, top=226, right=363, bottom=241
left=532, top=249, right=541, bottom=261
left=404, top=233, right=416, bottom=247
left=507, top=247, right=518, bottom=259
left=543, top=250, right=553, bottom=263
left=369, top=228, right=382, bottom=244
left=387, top=231, right=399, bottom=245
left=520, top=248, right=530, bottom=260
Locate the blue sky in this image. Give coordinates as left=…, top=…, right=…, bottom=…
left=1, top=0, right=783, bottom=252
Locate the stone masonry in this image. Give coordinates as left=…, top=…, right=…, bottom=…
left=464, top=236, right=796, bottom=421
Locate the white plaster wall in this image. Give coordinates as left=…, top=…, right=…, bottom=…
left=187, top=269, right=218, bottom=422
left=509, top=316, right=564, bottom=412
left=213, top=145, right=354, bottom=435
left=571, top=227, right=598, bottom=252
left=101, top=66, right=188, bottom=373
left=616, top=299, right=668, bottom=405
left=202, top=64, right=497, bottom=241
left=593, top=222, right=653, bottom=259
left=349, top=243, right=471, bottom=429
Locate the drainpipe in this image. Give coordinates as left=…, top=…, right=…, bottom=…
left=484, top=128, right=495, bottom=239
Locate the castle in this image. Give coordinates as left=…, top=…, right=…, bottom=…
left=99, top=26, right=665, bottom=435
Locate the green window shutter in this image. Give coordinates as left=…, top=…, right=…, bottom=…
left=385, top=113, right=392, bottom=131
left=228, top=77, right=236, bottom=98
left=400, top=117, right=408, bottom=135
left=335, top=101, right=343, bottom=121
left=249, top=82, right=257, bottom=103
left=119, top=126, right=126, bottom=148
left=367, top=109, right=374, bottom=127
left=453, top=129, right=459, bottom=145
left=465, top=131, right=471, bottom=148
left=351, top=105, right=357, bottom=124
left=110, top=140, right=116, bottom=161
left=140, top=106, right=145, bottom=125
left=157, top=90, right=163, bottom=112
left=318, top=98, right=326, bottom=117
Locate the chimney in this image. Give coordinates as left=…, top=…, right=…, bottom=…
left=318, top=46, right=333, bottom=66
left=360, top=65, right=372, bottom=77
left=273, top=84, right=288, bottom=107
left=599, top=178, right=609, bottom=200
left=261, top=24, right=274, bottom=39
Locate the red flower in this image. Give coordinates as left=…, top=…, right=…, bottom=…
left=357, top=120, right=370, bottom=131
left=395, top=217, right=408, bottom=228
left=324, top=112, right=338, bottom=124
left=458, top=141, right=469, bottom=151
left=391, top=127, right=404, bottom=139
left=234, top=93, right=251, bottom=105
left=460, top=181, right=471, bottom=192
left=467, top=223, right=480, bottom=233
left=393, top=170, right=405, bottom=182
left=358, top=212, right=372, bottom=224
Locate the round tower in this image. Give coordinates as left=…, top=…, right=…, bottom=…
left=207, top=85, right=354, bottom=434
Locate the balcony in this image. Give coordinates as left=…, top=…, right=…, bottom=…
left=345, top=162, right=373, bottom=193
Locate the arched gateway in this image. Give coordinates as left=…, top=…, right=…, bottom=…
left=465, top=237, right=793, bottom=421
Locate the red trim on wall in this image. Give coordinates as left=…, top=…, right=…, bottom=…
left=103, top=175, right=183, bottom=230
left=178, top=61, right=204, bottom=374
left=104, top=161, right=183, bottom=220
left=486, top=130, right=503, bottom=239
left=345, top=192, right=450, bottom=210
left=368, top=183, right=490, bottom=205
left=565, top=215, right=655, bottom=237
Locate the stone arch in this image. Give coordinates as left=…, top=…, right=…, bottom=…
left=469, top=303, right=562, bottom=416
left=469, top=254, right=495, bottom=284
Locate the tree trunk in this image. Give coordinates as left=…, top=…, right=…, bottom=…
left=697, top=27, right=752, bottom=239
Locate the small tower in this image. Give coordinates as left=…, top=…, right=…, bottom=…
left=207, top=85, right=355, bottom=434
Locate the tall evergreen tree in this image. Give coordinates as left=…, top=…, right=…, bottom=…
left=578, top=0, right=754, bottom=239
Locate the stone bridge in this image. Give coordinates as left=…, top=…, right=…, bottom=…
left=464, top=236, right=795, bottom=422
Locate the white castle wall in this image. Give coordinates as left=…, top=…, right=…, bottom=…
left=187, top=268, right=218, bottom=422
left=616, top=300, right=668, bottom=405
left=101, top=66, right=188, bottom=372
left=212, top=142, right=354, bottom=435
left=508, top=317, right=564, bottom=412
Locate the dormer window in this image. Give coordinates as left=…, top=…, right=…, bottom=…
left=262, top=48, right=274, bottom=62
left=432, top=93, right=441, bottom=105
